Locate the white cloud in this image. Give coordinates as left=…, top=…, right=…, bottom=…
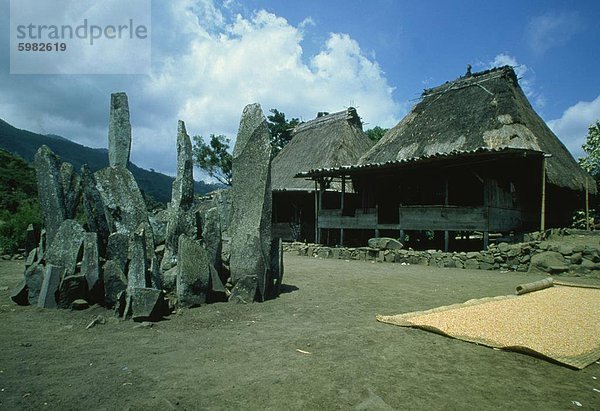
left=489, top=53, right=545, bottom=109
left=128, top=2, right=400, bottom=175
left=547, top=96, right=600, bottom=158
left=0, top=0, right=401, bottom=178
left=526, top=11, right=582, bottom=55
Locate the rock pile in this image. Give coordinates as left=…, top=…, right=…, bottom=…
left=11, top=95, right=283, bottom=320
left=286, top=230, right=600, bottom=278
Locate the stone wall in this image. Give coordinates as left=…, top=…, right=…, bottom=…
left=283, top=229, right=600, bottom=278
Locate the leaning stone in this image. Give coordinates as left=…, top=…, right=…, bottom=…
left=229, top=275, right=258, bottom=304
left=25, top=248, right=38, bottom=269
left=10, top=280, right=29, bottom=305
left=33, top=146, right=69, bottom=242
left=103, top=260, right=128, bottom=307
left=108, top=92, right=132, bottom=168
left=57, top=275, right=88, bottom=309
left=528, top=251, right=569, bottom=275
left=229, top=103, right=272, bottom=301
left=37, top=265, right=61, bottom=308
left=59, top=162, right=82, bottom=219
left=81, top=165, right=110, bottom=255
left=94, top=166, right=152, bottom=247
left=177, top=235, right=211, bottom=307
left=45, top=220, right=86, bottom=280
left=25, top=263, right=45, bottom=304
left=368, top=237, right=403, bottom=250
left=129, top=287, right=164, bottom=321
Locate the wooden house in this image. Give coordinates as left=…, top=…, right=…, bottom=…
left=296, top=66, right=594, bottom=250
left=270, top=107, right=373, bottom=241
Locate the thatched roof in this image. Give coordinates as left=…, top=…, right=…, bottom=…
left=297, top=147, right=543, bottom=179
left=359, top=66, right=595, bottom=193
left=271, top=107, right=373, bottom=191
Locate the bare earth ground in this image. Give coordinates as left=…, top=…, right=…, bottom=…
left=1, top=255, right=599, bottom=410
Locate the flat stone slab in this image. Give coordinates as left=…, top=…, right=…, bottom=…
left=177, top=235, right=211, bottom=307
left=37, top=265, right=61, bottom=308
left=130, top=287, right=164, bottom=322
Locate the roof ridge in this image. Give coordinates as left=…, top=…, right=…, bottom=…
left=422, top=65, right=516, bottom=97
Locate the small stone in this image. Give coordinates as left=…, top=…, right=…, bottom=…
left=71, top=299, right=90, bottom=310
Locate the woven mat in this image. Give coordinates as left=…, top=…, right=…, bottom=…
left=377, top=284, right=600, bottom=369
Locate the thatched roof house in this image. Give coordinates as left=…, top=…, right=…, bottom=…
left=294, top=66, right=594, bottom=248
left=359, top=65, right=594, bottom=194
left=271, top=107, right=373, bottom=192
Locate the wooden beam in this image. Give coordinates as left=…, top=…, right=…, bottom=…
left=314, top=180, right=318, bottom=243
left=540, top=156, right=547, bottom=231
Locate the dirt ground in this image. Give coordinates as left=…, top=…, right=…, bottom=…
left=1, top=254, right=599, bottom=410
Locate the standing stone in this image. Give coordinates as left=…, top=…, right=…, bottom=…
left=203, top=207, right=222, bottom=274
left=81, top=233, right=101, bottom=300
left=108, top=92, right=132, bottom=168
left=33, top=146, right=68, bottom=242
left=45, top=220, right=86, bottom=280
left=25, top=224, right=37, bottom=256
left=81, top=165, right=110, bottom=255
left=103, top=260, right=127, bottom=307
left=229, top=103, right=273, bottom=302
left=59, top=162, right=82, bottom=218
left=94, top=167, right=155, bottom=260
left=171, top=120, right=194, bottom=210
left=177, top=235, right=211, bottom=307
left=161, top=120, right=196, bottom=270
left=130, top=287, right=165, bottom=321
left=128, top=225, right=148, bottom=289
left=37, top=265, right=61, bottom=308
left=25, top=263, right=45, bottom=304
left=215, top=189, right=233, bottom=236
left=107, top=232, right=129, bottom=273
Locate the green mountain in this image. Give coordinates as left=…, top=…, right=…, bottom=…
left=0, top=119, right=219, bottom=203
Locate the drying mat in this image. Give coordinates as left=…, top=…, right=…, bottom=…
left=377, top=283, right=600, bottom=369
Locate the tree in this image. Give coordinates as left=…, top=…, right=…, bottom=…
left=267, top=108, right=300, bottom=157
left=579, top=121, right=600, bottom=178
left=365, top=126, right=388, bottom=143
left=192, top=134, right=233, bottom=186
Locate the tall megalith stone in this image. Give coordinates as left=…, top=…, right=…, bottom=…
left=172, top=120, right=194, bottom=210
left=228, top=103, right=273, bottom=302
left=108, top=92, right=131, bottom=168
left=162, top=120, right=197, bottom=270
left=34, top=146, right=81, bottom=242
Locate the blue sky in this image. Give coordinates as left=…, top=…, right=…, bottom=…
left=1, top=0, right=599, bottom=178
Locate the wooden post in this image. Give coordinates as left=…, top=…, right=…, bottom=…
left=444, top=177, right=449, bottom=252
left=318, top=181, right=324, bottom=244
left=483, top=232, right=489, bottom=250
left=314, top=180, right=319, bottom=243
left=586, top=177, right=590, bottom=231
left=540, top=156, right=547, bottom=232
left=341, top=175, right=346, bottom=212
